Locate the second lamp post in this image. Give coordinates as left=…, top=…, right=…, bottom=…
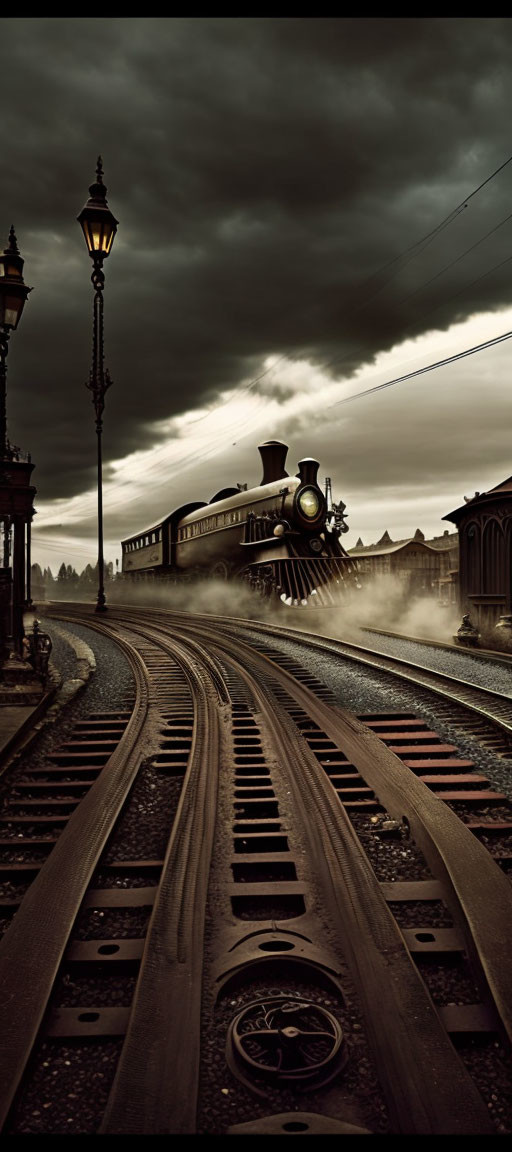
left=77, top=157, right=118, bottom=612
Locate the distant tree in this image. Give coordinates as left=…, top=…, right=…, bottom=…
left=31, top=563, right=45, bottom=601
left=57, top=562, right=67, bottom=583
left=79, top=563, right=96, bottom=586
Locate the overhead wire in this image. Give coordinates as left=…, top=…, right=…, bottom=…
left=410, top=251, right=512, bottom=330
left=164, top=151, right=512, bottom=435
left=391, top=209, right=512, bottom=310
left=35, top=153, right=512, bottom=564
left=302, top=213, right=512, bottom=384
left=329, top=327, right=512, bottom=409
left=355, top=151, right=512, bottom=282
left=249, top=151, right=512, bottom=385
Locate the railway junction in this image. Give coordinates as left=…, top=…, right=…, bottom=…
left=0, top=603, right=511, bottom=1135
left=2, top=18, right=512, bottom=1141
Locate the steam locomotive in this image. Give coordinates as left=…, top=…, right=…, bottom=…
left=121, top=441, right=358, bottom=606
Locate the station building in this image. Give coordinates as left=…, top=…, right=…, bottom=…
left=348, top=528, right=458, bottom=600
left=443, top=475, right=512, bottom=631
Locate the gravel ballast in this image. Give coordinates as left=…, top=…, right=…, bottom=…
left=360, top=630, right=512, bottom=696
left=239, top=625, right=512, bottom=802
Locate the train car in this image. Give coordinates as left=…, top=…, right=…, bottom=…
left=121, top=441, right=359, bottom=606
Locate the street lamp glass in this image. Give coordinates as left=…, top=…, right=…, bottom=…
left=0, top=262, right=20, bottom=278
left=1, top=293, right=25, bottom=329
left=79, top=211, right=117, bottom=259
left=0, top=231, right=31, bottom=329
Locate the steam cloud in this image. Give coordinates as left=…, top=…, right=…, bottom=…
left=103, top=573, right=460, bottom=644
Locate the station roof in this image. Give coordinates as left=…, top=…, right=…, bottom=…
left=444, top=474, right=512, bottom=523
left=349, top=537, right=443, bottom=558
left=349, top=528, right=457, bottom=558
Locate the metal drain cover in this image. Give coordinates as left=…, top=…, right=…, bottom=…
left=226, top=997, right=345, bottom=1094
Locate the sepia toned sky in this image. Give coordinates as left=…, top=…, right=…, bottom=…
left=1, top=17, right=512, bottom=570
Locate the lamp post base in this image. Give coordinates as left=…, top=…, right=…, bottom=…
left=95, top=593, right=108, bottom=613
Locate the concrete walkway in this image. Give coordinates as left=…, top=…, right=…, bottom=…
left=0, top=620, right=96, bottom=771
left=0, top=705, right=36, bottom=759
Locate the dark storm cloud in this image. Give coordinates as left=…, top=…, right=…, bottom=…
left=2, top=17, right=512, bottom=500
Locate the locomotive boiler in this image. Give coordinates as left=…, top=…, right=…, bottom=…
left=121, top=441, right=358, bottom=606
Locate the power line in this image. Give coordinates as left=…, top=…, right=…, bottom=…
left=39, top=150, right=512, bottom=554
left=49, top=170, right=512, bottom=537
left=171, top=151, right=512, bottom=431
left=363, top=150, right=512, bottom=278
left=390, top=252, right=512, bottom=344
left=317, top=215, right=512, bottom=381
left=307, top=152, right=512, bottom=378
left=309, top=216, right=512, bottom=384
left=329, top=327, right=512, bottom=409
left=392, top=209, right=512, bottom=309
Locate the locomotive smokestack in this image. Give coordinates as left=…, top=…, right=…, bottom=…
left=258, top=441, right=289, bottom=485
left=297, top=458, right=320, bottom=487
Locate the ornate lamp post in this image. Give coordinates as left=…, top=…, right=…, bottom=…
left=77, top=157, right=118, bottom=612
left=0, top=229, right=34, bottom=660
left=0, top=227, right=32, bottom=459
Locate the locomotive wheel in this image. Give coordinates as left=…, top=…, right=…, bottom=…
left=225, top=997, right=345, bottom=1094
left=210, top=561, right=230, bottom=581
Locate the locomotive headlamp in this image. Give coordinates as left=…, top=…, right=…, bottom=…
left=298, top=488, right=320, bottom=519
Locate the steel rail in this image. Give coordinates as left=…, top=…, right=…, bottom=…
left=97, top=617, right=227, bottom=1134
left=147, top=613, right=512, bottom=1047
left=34, top=606, right=512, bottom=1130
left=272, top=625, right=512, bottom=742
left=167, top=624, right=494, bottom=1134
left=364, top=625, right=512, bottom=666
left=90, top=608, right=498, bottom=1134
left=184, top=612, right=512, bottom=748
left=104, top=603, right=512, bottom=731
left=26, top=607, right=228, bottom=1134
left=0, top=617, right=151, bottom=1131
left=96, top=601, right=512, bottom=749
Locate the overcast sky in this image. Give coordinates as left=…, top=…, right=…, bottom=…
left=1, top=16, right=512, bottom=570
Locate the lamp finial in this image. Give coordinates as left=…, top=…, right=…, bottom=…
left=7, top=226, right=19, bottom=255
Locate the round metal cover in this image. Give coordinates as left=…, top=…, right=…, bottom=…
left=226, top=997, right=345, bottom=1094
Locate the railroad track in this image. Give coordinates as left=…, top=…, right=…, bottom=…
left=364, top=625, right=512, bottom=667
left=0, top=603, right=511, bottom=1135
left=215, top=614, right=512, bottom=758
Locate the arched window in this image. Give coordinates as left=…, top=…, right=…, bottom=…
left=504, top=518, right=512, bottom=606
left=483, top=518, right=505, bottom=594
